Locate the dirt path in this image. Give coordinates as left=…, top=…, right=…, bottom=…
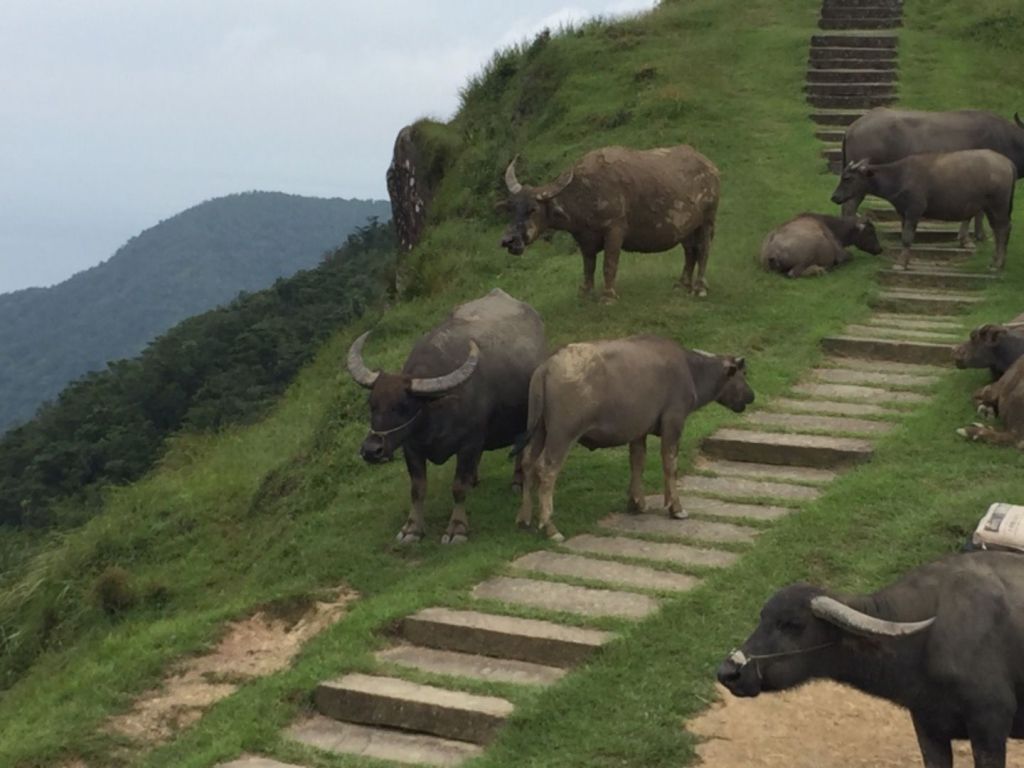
left=689, top=681, right=1024, bottom=767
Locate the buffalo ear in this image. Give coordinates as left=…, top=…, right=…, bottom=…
left=493, top=198, right=512, bottom=214
left=1015, top=111, right=1024, bottom=129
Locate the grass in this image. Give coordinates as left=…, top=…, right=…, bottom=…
left=2, top=0, right=1024, bottom=766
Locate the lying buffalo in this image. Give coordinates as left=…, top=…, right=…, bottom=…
left=718, top=551, right=1024, bottom=767
left=347, top=289, right=546, bottom=543
left=758, top=214, right=882, bottom=277
left=514, top=335, right=753, bottom=541
left=831, top=152, right=1015, bottom=270
left=499, top=146, right=720, bottom=301
left=842, top=108, right=1024, bottom=243
left=954, top=319, right=1024, bottom=379
left=958, top=355, right=1024, bottom=451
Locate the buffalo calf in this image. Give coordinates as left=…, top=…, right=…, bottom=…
left=759, top=213, right=882, bottom=278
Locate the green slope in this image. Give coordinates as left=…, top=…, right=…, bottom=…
left=1, top=1, right=1023, bottom=766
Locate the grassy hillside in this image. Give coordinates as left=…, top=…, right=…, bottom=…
left=0, top=191, right=390, bottom=432
left=1, top=0, right=1023, bottom=766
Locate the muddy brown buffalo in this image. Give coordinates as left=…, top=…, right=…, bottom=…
left=958, top=355, right=1024, bottom=451
left=513, top=335, right=753, bottom=541
left=499, top=146, right=720, bottom=301
left=759, top=213, right=882, bottom=277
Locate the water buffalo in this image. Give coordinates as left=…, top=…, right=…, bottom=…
left=958, top=355, right=1024, bottom=451
left=758, top=213, right=882, bottom=277
left=347, top=289, right=546, bottom=544
left=842, top=108, right=1024, bottom=242
left=514, top=335, right=753, bottom=541
left=831, top=151, right=1015, bottom=270
left=718, top=551, right=1024, bottom=768
left=953, top=319, right=1024, bottom=380
left=499, top=145, right=720, bottom=301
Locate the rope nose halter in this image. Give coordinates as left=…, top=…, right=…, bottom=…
left=727, top=642, right=836, bottom=680
left=367, top=411, right=421, bottom=438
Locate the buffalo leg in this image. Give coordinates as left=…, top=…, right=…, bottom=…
left=957, top=423, right=1019, bottom=447
left=987, top=210, right=1010, bottom=271
left=911, top=715, right=953, bottom=768
left=679, top=243, right=696, bottom=291
left=600, top=229, right=625, bottom=303
left=660, top=427, right=685, bottom=518
left=692, top=222, right=714, bottom=297
left=958, top=219, right=976, bottom=249
left=535, top=446, right=570, bottom=542
left=580, top=246, right=598, bottom=298
left=975, top=211, right=987, bottom=242
left=511, top=451, right=525, bottom=494
left=626, top=437, right=647, bottom=513
left=515, top=421, right=546, bottom=530
left=398, top=449, right=428, bottom=543
left=897, top=215, right=919, bottom=270
left=443, top=445, right=482, bottom=544
left=967, top=710, right=1012, bottom=768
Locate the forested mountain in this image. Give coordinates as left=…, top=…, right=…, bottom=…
left=0, top=191, right=390, bottom=431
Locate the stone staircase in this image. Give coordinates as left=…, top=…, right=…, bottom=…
left=217, top=3, right=1001, bottom=768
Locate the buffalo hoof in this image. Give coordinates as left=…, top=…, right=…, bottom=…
left=516, top=519, right=534, bottom=531
left=674, top=280, right=692, bottom=292
left=669, top=507, right=689, bottom=520
left=541, top=523, right=565, bottom=542
left=692, top=284, right=709, bottom=298
left=441, top=533, right=468, bottom=545
left=599, top=292, right=619, bottom=305
left=626, top=497, right=646, bottom=515
left=396, top=530, right=424, bottom=544
left=578, top=284, right=595, bottom=300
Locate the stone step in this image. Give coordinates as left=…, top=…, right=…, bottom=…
left=808, top=68, right=898, bottom=83
left=315, top=673, right=513, bottom=744
left=810, top=46, right=897, bottom=60
left=821, top=355, right=946, bottom=374
left=288, top=715, right=484, bottom=766
left=879, top=268, right=996, bottom=290
left=809, top=56, right=898, bottom=70
left=811, top=366, right=938, bottom=387
left=878, top=225, right=961, bottom=244
left=809, top=110, right=868, bottom=126
left=866, top=313, right=964, bottom=331
left=768, top=396, right=898, bottom=418
left=821, top=6, right=904, bottom=19
left=819, top=17, right=902, bottom=29
left=376, top=644, right=566, bottom=687
left=821, top=335, right=955, bottom=365
left=702, top=428, right=873, bottom=468
left=600, top=512, right=761, bottom=543
left=664, top=494, right=793, bottom=522
left=791, top=381, right=927, bottom=404
left=844, top=324, right=961, bottom=342
left=870, top=289, right=983, bottom=314
left=219, top=758, right=306, bottom=768
left=472, top=576, right=658, bottom=620
left=400, top=607, right=614, bottom=668
left=822, top=0, right=903, bottom=7
left=694, top=456, right=838, bottom=485
left=807, top=93, right=898, bottom=109
left=563, top=533, right=740, bottom=569
left=811, top=34, right=898, bottom=49
left=815, top=129, right=847, bottom=142
left=510, top=550, right=700, bottom=593
left=679, top=474, right=821, bottom=503
left=805, top=82, right=897, bottom=96
left=885, top=244, right=972, bottom=260
left=742, top=410, right=894, bottom=436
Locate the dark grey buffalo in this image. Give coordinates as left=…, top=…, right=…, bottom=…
left=959, top=355, right=1024, bottom=451
left=842, top=108, right=1024, bottom=243
left=759, top=213, right=883, bottom=277
left=514, top=335, right=753, bottom=541
left=718, top=551, right=1024, bottom=768
left=499, top=146, right=720, bottom=301
left=347, top=289, right=546, bottom=544
left=954, top=318, right=1024, bottom=379
left=831, top=151, right=1015, bottom=270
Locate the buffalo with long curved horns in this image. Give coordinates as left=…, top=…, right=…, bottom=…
left=346, top=289, right=546, bottom=544
left=718, top=551, right=1024, bottom=767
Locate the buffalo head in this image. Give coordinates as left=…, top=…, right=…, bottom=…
left=852, top=218, right=883, bottom=255
left=715, top=356, right=755, bottom=413
left=717, top=583, right=935, bottom=698
left=347, top=332, right=480, bottom=463
left=499, top=157, right=574, bottom=255
left=831, top=160, right=872, bottom=206
left=953, top=324, right=1011, bottom=369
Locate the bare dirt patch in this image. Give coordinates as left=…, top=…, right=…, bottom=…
left=689, top=681, right=1024, bottom=767
left=106, top=587, right=356, bottom=746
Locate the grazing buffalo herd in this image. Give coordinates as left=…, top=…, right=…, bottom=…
left=348, top=105, right=1024, bottom=766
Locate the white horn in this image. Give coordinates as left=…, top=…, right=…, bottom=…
left=408, top=340, right=480, bottom=396
left=811, top=596, right=935, bottom=638
left=505, top=156, right=523, bottom=194
left=346, top=331, right=380, bottom=389
left=536, top=168, right=574, bottom=201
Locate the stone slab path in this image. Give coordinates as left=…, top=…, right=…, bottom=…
left=216, top=2, right=1002, bottom=766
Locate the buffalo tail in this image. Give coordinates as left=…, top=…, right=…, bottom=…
left=509, top=367, right=546, bottom=458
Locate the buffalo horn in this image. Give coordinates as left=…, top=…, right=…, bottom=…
left=1015, top=112, right=1024, bottom=129
left=810, top=595, right=935, bottom=638
left=408, top=340, right=481, bottom=395
left=536, top=169, right=575, bottom=201
left=505, top=157, right=523, bottom=194
left=346, top=331, right=380, bottom=389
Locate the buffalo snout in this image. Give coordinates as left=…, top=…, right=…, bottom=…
left=500, top=231, right=525, bottom=255
left=360, top=434, right=392, bottom=464
left=716, top=652, right=761, bottom=697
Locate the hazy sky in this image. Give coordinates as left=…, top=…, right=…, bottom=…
left=0, top=1, right=655, bottom=293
